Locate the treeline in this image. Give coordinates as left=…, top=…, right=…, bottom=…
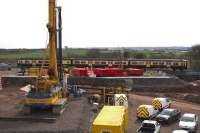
left=189, top=45, right=200, bottom=70
left=0, top=48, right=188, bottom=60
left=74, top=49, right=187, bottom=59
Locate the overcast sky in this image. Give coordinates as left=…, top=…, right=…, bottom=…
left=0, top=0, right=200, bottom=49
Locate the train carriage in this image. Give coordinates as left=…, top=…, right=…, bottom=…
left=129, top=60, right=146, bottom=68
left=17, top=58, right=188, bottom=70
left=72, top=59, right=89, bottom=67
left=112, top=60, right=129, bottom=67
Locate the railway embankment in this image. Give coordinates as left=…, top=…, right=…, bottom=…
left=2, top=76, right=190, bottom=92
left=67, top=76, right=191, bottom=92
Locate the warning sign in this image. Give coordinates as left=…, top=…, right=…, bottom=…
left=116, top=96, right=127, bottom=102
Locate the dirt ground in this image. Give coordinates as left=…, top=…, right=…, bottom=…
left=0, top=87, right=200, bottom=133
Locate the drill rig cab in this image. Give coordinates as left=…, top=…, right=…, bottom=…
left=23, top=0, right=67, bottom=115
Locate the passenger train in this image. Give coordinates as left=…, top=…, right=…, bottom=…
left=17, top=58, right=188, bottom=70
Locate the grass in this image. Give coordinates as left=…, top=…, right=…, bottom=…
left=0, top=50, right=44, bottom=60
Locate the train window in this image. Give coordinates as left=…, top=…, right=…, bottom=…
left=88, top=61, right=93, bottom=64
left=166, top=62, right=171, bottom=65
left=114, top=61, right=121, bottom=65
left=131, top=61, right=137, bottom=65
left=95, top=61, right=100, bottom=65
left=102, top=61, right=106, bottom=65
left=122, top=61, right=127, bottom=65
left=74, top=61, right=80, bottom=64
left=146, top=61, right=151, bottom=64
left=108, top=61, right=112, bottom=64
left=38, top=61, right=43, bottom=64
left=63, top=61, right=68, bottom=64
left=80, top=61, right=86, bottom=64
left=153, top=62, right=158, bottom=65
left=174, top=62, right=178, bottom=65
left=67, top=61, right=71, bottom=64
left=25, top=61, right=30, bottom=64
left=139, top=61, right=145, bottom=65
left=159, top=62, right=164, bottom=65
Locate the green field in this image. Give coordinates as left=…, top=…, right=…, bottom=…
left=0, top=50, right=44, bottom=60
left=0, top=49, right=88, bottom=60
left=0, top=49, right=188, bottom=60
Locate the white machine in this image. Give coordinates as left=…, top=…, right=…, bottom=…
left=137, top=105, right=159, bottom=119
left=152, top=97, right=171, bottom=110
left=114, top=94, right=128, bottom=107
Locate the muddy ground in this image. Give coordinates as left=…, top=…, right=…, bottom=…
left=0, top=87, right=199, bottom=133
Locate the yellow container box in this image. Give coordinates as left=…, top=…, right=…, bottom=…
left=28, top=68, right=47, bottom=76
left=92, top=106, right=128, bottom=133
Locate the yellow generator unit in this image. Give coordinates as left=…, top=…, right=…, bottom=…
left=92, top=106, right=128, bottom=133
left=152, top=97, right=171, bottom=110
left=137, top=105, right=159, bottom=119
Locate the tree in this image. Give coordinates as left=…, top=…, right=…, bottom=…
left=86, top=49, right=101, bottom=58
left=134, top=52, right=147, bottom=59
left=123, top=51, right=131, bottom=59
left=189, top=45, right=200, bottom=70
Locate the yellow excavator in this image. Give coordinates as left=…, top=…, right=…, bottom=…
left=22, top=0, right=67, bottom=115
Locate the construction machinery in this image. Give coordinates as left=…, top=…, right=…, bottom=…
left=137, top=105, right=159, bottom=120
left=22, top=0, right=67, bottom=115
left=91, top=106, right=128, bottom=133
left=89, top=86, right=128, bottom=106
left=88, top=86, right=129, bottom=113
left=152, top=97, right=171, bottom=111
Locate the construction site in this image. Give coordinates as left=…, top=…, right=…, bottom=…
left=0, top=0, right=200, bottom=133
